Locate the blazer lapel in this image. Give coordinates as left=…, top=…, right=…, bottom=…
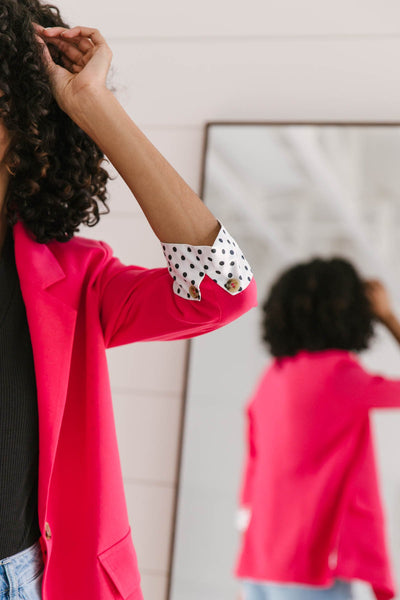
left=12, top=220, right=78, bottom=525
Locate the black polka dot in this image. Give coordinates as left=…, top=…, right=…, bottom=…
left=181, top=255, right=186, bottom=260
left=173, top=276, right=176, bottom=281
left=239, top=275, right=243, bottom=280
left=245, top=266, right=248, bottom=270
left=173, top=247, right=177, bottom=252
left=230, top=250, right=234, bottom=255
left=187, top=293, right=190, bottom=298
left=216, top=270, right=221, bottom=275
left=198, top=249, right=202, bottom=254
left=222, top=249, right=226, bottom=254
left=233, top=242, right=236, bottom=247
left=223, top=230, right=226, bottom=234
left=227, top=239, right=231, bottom=244
left=204, top=265, right=209, bottom=270
left=241, top=255, right=244, bottom=259
left=208, top=257, right=213, bottom=262
left=196, top=256, right=200, bottom=261
left=175, top=264, right=179, bottom=269
left=162, top=245, right=166, bottom=250
left=183, top=272, right=187, bottom=278
left=213, top=279, right=217, bottom=283
left=199, top=272, right=204, bottom=277
left=190, top=264, right=195, bottom=268
left=187, top=247, right=192, bottom=252
left=168, top=255, right=172, bottom=260
left=218, top=238, right=223, bottom=242
left=191, top=280, right=195, bottom=285
left=248, top=277, right=251, bottom=281
left=211, top=249, right=216, bottom=254
left=219, top=261, right=224, bottom=266
left=230, top=261, right=235, bottom=266
left=177, top=288, right=181, bottom=294
left=228, top=273, right=233, bottom=278
left=239, top=287, right=243, bottom=291
left=169, top=267, right=172, bottom=272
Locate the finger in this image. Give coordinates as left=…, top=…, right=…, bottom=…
left=69, top=37, right=94, bottom=53
left=62, top=57, right=83, bottom=73
left=41, top=28, right=94, bottom=52
left=40, top=26, right=69, bottom=36
left=60, top=51, right=86, bottom=72
left=60, top=26, right=108, bottom=48
left=60, top=55, right=75, bottom=72
left=44, top=37, right=88, bottom=67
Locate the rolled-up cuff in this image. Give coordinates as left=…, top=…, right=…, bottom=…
left=161, top=222, right=254, bottom=301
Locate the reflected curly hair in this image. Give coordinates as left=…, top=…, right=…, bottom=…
left=262, top=257, right=376, bottom=358
left=0, top=0, right=115, bottom=243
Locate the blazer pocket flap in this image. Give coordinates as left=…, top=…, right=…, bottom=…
left=98, top=528, right=141, bottom=599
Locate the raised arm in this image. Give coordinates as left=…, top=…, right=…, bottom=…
left=33, top=24, right=257, bottom=347
left=34, top=24, right=220, bottom=247
left=365, top=279, right=400, bottom=346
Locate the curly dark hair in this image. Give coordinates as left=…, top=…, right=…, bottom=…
left=0, top=0, right=115, bottom=243
left=262, top=257, right=376, bottom=358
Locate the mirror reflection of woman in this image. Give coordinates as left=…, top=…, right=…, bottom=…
left=235, top=258, right=400, bottom=600
left=0, top=2, right=257, bottom=599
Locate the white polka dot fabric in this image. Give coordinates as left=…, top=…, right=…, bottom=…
left=161, top=222, right=253, bottom=301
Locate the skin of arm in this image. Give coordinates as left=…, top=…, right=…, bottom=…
left=365, top=279, right=400, bottom=346
left=33, top=24, right=220, bottom=247
left=70, top=89, right=220, bottom=246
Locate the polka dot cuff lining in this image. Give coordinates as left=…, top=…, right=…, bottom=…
left=161, top=222, right=253, bottom=301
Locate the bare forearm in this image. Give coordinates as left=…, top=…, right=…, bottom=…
left=381, top=312, right=400, bottom=346
left=72, top=88, right=219, bottom=245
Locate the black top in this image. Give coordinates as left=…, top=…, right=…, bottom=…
left=0, top=224, right=41, bottom=558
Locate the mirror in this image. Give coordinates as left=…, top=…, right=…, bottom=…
left=169, top=123, right=400, bottom=600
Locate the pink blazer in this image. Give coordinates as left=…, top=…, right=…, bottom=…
left=235, top=349, right=400, bottom=600
left=11, top=219, right=257, bottom=600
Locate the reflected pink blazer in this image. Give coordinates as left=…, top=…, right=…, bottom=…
left=11, top=219, right=257, bottom=600
left=235, top=349, right=400, bottom=600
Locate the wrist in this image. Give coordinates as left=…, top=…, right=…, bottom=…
left=66, top=86, right=115, bottom=132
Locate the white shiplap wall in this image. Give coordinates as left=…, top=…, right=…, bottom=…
left=52, top=2, right=400, bottom=599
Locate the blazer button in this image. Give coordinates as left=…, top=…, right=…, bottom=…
left=45, top=522, right=52, bottom=540
left=189, top=285, right=200, bottom=299
left=224, top=278, right=240, bottom=293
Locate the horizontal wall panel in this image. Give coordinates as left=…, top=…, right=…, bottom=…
left=107, top=339, right=187, bottom=396
left=113, top=390, right=183, bottom=483
left=125, top=482, right=175, bottom=572
left=77, top=211, right=165, bottom=268
left=107, top=39, right=400, bottom=126
left=58, top=0, right=400, bottom=39
left=103, top=163, right=143, bottom=218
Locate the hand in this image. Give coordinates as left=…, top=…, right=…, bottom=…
left=32, top=23, right=113, bottom=116
left=236, top=506, right=251, bottom=532
left=365, top=279, right=393, bottom=323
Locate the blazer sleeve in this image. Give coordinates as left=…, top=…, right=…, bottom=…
left=337, top=356, right=400, bottom=411
left=94, top=227, right=257, bottom=348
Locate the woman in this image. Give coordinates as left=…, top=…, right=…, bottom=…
left=235, top=257, right=400, bottom=600
left=0, top=1, right=257, bottom=599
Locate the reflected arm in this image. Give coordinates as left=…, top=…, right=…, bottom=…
left=381, top=312, right=400, bottom=346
